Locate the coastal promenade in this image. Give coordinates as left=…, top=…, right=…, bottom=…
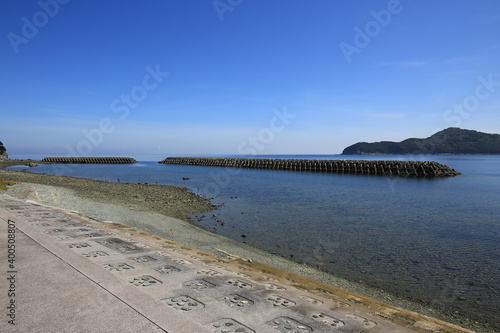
left=0, top=194, right=472, bottom=333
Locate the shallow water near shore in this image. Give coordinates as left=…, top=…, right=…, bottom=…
left=8, top=154, right=500, bottom=330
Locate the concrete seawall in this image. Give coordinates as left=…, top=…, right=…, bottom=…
left=159, top=157, right=461, bottom=177
left=41, top=157, right=137, bottom=164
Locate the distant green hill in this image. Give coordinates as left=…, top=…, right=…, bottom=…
left=342, top=128, right=500, bottom=155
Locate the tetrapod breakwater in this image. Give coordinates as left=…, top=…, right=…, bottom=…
left=159, top=157, right=461, bottom=177
left=41, top=157, right=137, bottom=164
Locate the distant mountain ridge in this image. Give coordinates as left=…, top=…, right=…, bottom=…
left=342, top=128, right=500, bottom=155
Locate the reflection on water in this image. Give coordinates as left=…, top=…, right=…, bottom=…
left=193, top=167, right=499, bottom=328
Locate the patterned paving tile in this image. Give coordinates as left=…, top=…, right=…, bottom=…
left=266, top=317, right=312, bottom=332
left=82, top=232, right=106, bottom=238
left=129, top=275, right=162, bottom=287
left=163, top=295, right=204, bottom=312
left=53, top=235, right=72, bottom=240
left=42, top=228, right=64, bottom=234
left=153, top=251, right=171, bottom=257
left=83, top=250, right=109, bottom=258
left=197, top=269, right=222, bottom=277
left=184, top=279, right=216, bottom=290
left=265, top=283, right=286, bottom=291
left=74, top=228, right=93, bottom=232
left=103, top=262, right=135, bottom=272
left=207, top=263, right=226, bottom=270
left=95, top=238, right=144, bottom=253
left=236, top=272, right=251, bottom=278
left=154, top=265, right=181, bottom=275
left=130, top=255, right=157, bottom=263
left=208, top=318, right=255, bottom=333
left=226, top=279, right=252, bottom=289
left=267, top=295, right=296, bottom=308
left=173, top=258, right=192, bottom=265
left=220, top=294, right=254, bottom=308
left=67, top=242, right=92, bottom=249
left=311, top=313, right=345, bottom=329
left=32, top=222, right=51, bottom=227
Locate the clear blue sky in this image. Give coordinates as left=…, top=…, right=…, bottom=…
left=1, top=0, right=499, bottom=158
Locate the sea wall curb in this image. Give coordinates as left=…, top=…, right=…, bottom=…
left=159, top=157, right=461, bottom=177
left=41, top=157, right=137, bottom=164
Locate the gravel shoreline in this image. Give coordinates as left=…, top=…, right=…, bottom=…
left=0, top=161, right=216, bottom=222
left=0, top=161, right=492, bottom=333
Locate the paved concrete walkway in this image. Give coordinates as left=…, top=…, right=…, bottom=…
left=0, top=195, right=472, bottom=333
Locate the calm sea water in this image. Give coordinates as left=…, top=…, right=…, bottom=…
left=9, top=155, right=500, bottom=328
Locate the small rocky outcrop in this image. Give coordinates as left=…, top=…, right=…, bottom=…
left=0, top=141, right=8, bottom=161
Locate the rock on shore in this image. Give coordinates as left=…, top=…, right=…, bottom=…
left=0, top=141, right=8, bottom=161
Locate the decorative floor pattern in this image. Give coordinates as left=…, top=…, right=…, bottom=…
left=266, top=316, right=312, bottom=332
left=0, top=195, right=462, bottom=333
left=163, top=295, right=204, bottom=312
